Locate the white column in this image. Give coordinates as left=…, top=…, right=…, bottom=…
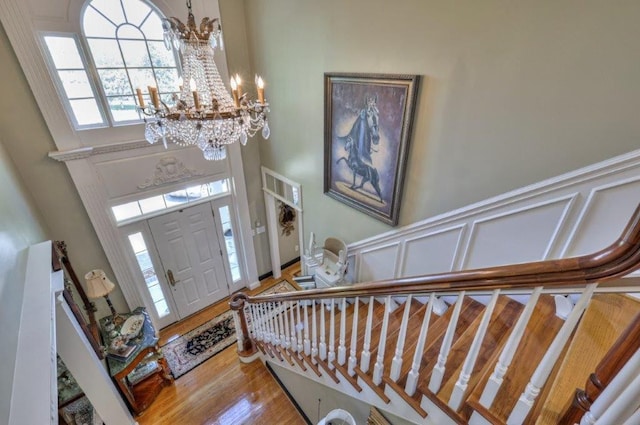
left=328, top=300, right=336, bottom=369
left=450, top=289, right=500, bottom=410
left=508, top=284, right=596, bottom=424
left=580, top=349, right=640, bottom=425
left=480, top=286, right=542, bottom=408
left=272, top=302, right=281, bottom=347
left=390, top=295, right=413, bottom=382
left=406, top=294, right=436, bottom=396
left=303, top=302, right=311, bottom=355
left=348, top=297, right=360, bottom=376
left=289, top=301, right=298, bottom=352
left=311, top=301, right=318, bottom=362
left=338, top=298, right=348, bottom=365
left=373, top=296, right=392, bottom=385
left=282, top=302, right=291, bottom=349
left=319, top=299, right=327, bottom=360
left=361, top=296, right=375, bottom=373
left=429, top=291, right=466, bottom=393
left=297, top=302, right=304, bottom=354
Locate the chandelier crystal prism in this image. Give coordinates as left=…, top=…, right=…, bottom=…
left=138, top=0, right=270, bottom=160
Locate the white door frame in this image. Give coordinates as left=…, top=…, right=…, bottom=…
left=261, top=167, right=304, bottom=279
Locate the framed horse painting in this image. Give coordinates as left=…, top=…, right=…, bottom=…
left=324, top=73, right=419, bottom=226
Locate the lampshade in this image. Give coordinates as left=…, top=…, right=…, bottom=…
left=84, top=269, right=116, bottom=299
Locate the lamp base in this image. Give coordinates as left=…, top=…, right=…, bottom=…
left=104, top=295, right=124, bottom=326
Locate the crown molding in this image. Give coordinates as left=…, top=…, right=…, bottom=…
left=48, top=140, right=152, bottom=162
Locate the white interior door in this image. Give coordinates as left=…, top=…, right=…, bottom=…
left=149, top=203, right=230, bottom=319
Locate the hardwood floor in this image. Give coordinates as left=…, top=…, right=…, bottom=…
left=137, top=264, right=306, bottom=425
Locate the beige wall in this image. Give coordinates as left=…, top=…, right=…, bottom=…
left=236, top=0, right=640, bottom=246
left=0, top=140, right=46, bottom=424
left=0, top=23, right=127, bottom=314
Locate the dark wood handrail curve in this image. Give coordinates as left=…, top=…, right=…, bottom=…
left=229, top=204, right=640, bottom=360
left=559, top=312, right=640, bottom=424
left=232, top=204, right=640, bottom=306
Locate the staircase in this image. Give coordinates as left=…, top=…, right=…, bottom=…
left=230, top=207, right=640, bottom=425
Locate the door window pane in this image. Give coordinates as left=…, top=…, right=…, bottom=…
left=128, top=232, right=170, bottom=318
left=219, top=205, right=240, bottom=282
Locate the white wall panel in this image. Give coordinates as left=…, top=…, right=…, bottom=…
left=463, top=199, right=572, bottom=269
left=563, top=178, right=640, bottom=257
left=358, top=243, right=400, bottom=282
left=401, top=226, right=464, bottom=277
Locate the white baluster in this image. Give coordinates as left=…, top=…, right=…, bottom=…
left=282, top=301, right=291, bottom=349
left=273, top=303, right=281, bottom=347
left=373, top=296, right=392, bottom=385
left=390, top=295, right=413, bottom=382
left=311, top=301, right=318, bottom=362
left=296, top=302, right=304, bottom=353
left=303, top=302, right=310, bottom=355
left=319, top=299, right=327, bottom=360
left=429, top=291, right=466, bottom=393
left=255, top=304, right=264, bottom=342
left=361, top=296, right=375, bottom=373
left=450, top=289, right=500, bottom=410
left=405, top=294, right=436, bottom=396
left=594, top=370, right=640, bottom=425
left=622, top=407, right=640, bottom=425
left=232, top=310, right=244, bottom=351
left=279, top=302, right=288, bottom=348
left=581, top=349, right=640, bottom=425
left=338, top=298, right=348, bottom=366
left=289, top=301, right=297, bottom=352
left=508, top=284, right=597, bottom=424
left=249, top=304, right=259, bottom=341
left=348, top=297, right=360, bottom=376
left=265, top=303, right=275, bottom=344
left=480, top=286, right=542, bottom=408
left=328, top=300, right=336, bottom=369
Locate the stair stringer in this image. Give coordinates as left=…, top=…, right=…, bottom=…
left=261, top=351, right=434, bottom=425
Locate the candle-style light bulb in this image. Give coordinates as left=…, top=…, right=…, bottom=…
left=256, top=76, right=265, bottom=104
left=234, top=74, right=242, bottom=99
left=190, top=78, right=200, bottom=109
left=230, top=77, right=239, bottom=107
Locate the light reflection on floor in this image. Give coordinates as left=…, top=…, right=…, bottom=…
left=207, top=398, right=255, bottom=425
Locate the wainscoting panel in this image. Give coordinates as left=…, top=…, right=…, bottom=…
left=358, top=243, right=401, bottom=282
left=462, top=198, right=573, bottom=270
left=348, top=149, right=640, bottom=283
left=401, top=225, right=465, bottom=278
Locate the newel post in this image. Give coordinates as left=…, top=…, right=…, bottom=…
left=229, top=293, right=259, bottom=363
left=559, top=312, right=640, bottom=424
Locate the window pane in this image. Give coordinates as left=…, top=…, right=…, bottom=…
left=107, top=96, right=140, bottom=122
left=155, top=68, right=179, bottom=93
left=98, top=69, right=131, bottom=96
left=128, top=68, right=155, bottom=91
left=58, top=70, right=94, bottom=98
left=83, top=6, right=118, bottom=38
left=120, top=40, right=151, bottom=67
left=121, top=0, right=152, bottom=27
left=154, top=300, right=169, bottom=318
left=128, top=232, right=170, bottom=319
left=69, top=99, right=104, bottom=126
left=112, top=201, right=141, bottom=221
left=207, top=179, right=230, bottom=196
left=87, top=39, right=124, bottom=68
left=89, top=0, right=126, bottom=25
left=164, top=192, right=188, bottom=207
left=140, top=12, right=164, bottom=40
left=117, top=24, right=144, bottom=40
left=139, top=195, right=166, bottom=214
left=219, top=206, right=241, bottom=282
left=44, top=36, right=84, bottom=69
left=128, top=232, right=146, bottom=253
left=149, top=42, right=176, bottom=67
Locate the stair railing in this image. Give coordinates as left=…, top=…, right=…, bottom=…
left=229, top=205, right=640, bottom=423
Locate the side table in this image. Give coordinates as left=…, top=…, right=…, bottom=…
left=99, top=307, right=173, bottom=415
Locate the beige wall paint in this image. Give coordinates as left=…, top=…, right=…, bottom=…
left=236, top=0, right=640, bottom=246
left=0, top=140, right=46, bottom=424
left=0, top=23, right=127, bottom=315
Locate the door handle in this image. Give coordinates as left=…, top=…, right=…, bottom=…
left=167, top=269, right=180, bottom=287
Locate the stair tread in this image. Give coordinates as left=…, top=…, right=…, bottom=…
left=437, top=296, right=524, bottom=408
left=465, top=294, right=562, bottom=423
left=533, top=293, right=640, bottom=425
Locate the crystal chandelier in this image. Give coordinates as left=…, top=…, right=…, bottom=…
left=138, top=0, right=270, bottom=160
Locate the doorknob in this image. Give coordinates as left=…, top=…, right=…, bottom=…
left=167, top=269, right=180, bottom=287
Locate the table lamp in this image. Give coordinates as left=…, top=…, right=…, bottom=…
left=85, top=269, right=121, bottom=324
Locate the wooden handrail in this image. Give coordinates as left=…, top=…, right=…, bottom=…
left=559, top=312, right=640, bottom=424
left=231, top=204, right=640, bottom=306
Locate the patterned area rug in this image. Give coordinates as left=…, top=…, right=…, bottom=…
left=162, top=280, right=297, bottom=378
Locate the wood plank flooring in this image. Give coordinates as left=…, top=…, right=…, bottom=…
left=137, top=265, right=306, bottom=425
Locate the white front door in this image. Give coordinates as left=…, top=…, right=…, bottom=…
left=149, top=203, right=230, bottom=319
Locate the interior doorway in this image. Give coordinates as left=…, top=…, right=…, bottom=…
left=262, top=167, right=304, bottom=279
left=148, top=203, right=231, bottom=319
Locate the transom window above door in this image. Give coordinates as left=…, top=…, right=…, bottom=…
left=41, top=0, right=180, bottom=129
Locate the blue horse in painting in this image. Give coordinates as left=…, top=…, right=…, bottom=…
left=336, top=96, right=383, bottom=202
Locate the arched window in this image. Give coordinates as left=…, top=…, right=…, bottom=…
left=81, top=0, right=179, bottom=124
